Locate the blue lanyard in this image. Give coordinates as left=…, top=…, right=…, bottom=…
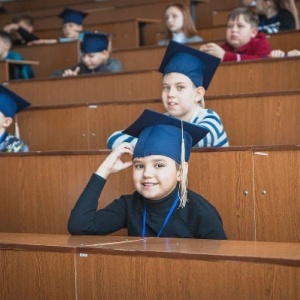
left=142, top=193, right=179, bottom=238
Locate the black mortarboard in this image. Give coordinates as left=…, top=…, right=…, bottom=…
left=58, top=8, right=88, bottom=25
left=123, top=109, right=208, bottom=164
left=0, top=85, right=31, bottom=117
left=158, top=41, right=220, bottom=89
left=80, top=32, right=109, bottom=53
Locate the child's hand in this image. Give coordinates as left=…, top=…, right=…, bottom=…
left=269, top=50, right=285, bottom=58
left=287, top=49, right=300, bottom=57
left=62, top=66, right=80, bottom=77
left=199, top=43, right=225, bottom=60
left=95, top=143, right=134, bottom=179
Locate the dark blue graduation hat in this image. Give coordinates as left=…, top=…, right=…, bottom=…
left=0, top=85, right=31, bottom=118
left=123, top=109, right=209, bottom=164
left=58, top=8, right=87, bottom=25
left=158, top=41, right=220, bottom=90
left=80, top=32, right=109, bottom=53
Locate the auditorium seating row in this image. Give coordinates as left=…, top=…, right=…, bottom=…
left=12, top=90, right=299, bottom=150
left=0, top=146, right=299, bottom=243
left=1, top=233, right=299, bottom=300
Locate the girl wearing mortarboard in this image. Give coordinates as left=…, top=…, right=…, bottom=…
left=68, top=109, right=227, bottom=239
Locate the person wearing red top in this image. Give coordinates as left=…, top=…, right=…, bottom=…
left=200, top=7, right=272, bottom=62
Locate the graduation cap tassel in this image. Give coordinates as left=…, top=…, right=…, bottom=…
left=14, top=115, right=20, bottom=139
left=179, top=121, right=188, bottom=208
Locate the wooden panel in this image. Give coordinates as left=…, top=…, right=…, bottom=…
left=1, top=233, right=299, bottom=300
left=77, top=248, right=300, bottom=300
left=207, top=91, right=300, bottom=146
left=35, top=19, right=159, bottom=50
left=16, top=91, right=300, bottom=151
left=254, top=150, right=300, bottom=242
left=0, top=250, right=75, bottom=300
left=0, top=62, right=9, bottom=82
left=7, top=56, right=300, bottom=104
left=15, top=40, right=80, bottom=78
left=189, top=149, right=255, bottom=241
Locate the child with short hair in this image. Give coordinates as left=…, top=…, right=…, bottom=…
left=53, top=32, right=122, bottom=77
left=200, top=7, right=272, bottom=61
left=68, top=109, right=227, bottom=239
left=107, top=41, right=228, bottom=149
left=3, top=14, right=38, bottom=46
left=0, top=85, right=31, bottom=152
left=158, top=2, right=203, bottom=46
left=27, top=8, right=87, bottom=46
left=0, top=30, right=34, bottom=79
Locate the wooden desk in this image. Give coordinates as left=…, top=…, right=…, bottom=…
left=0, top=59, right=39, bottom=82
left=15, top=90, right=300, bottom=150
left=1, top=233, right=300, bottom=300
left=114, top=30, right=300, bottom=71
left=0, top=146, right=299, bottom=243
left=35, top=18, right=161, bottom=50
left=7, top=56, right=300, bottom=104
left=15, top=40, right=80, bottom=78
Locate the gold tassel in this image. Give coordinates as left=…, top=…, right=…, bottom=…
left=14, top=115, right=20, bottom=139
left=179, top=120, right=188, bottom=208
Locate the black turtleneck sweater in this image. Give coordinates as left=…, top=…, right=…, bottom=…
left=68, top=174, right=227, bottom=240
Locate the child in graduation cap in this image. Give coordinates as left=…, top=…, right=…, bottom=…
left=0, top=85, right=31, bottom=152
left=53, top=32, right=122, bottom=77
left=28, top=8, right=87, bottom=46
left=68, top=109, right=227, bottom=239
left=107, top=41, right=228, bottom=149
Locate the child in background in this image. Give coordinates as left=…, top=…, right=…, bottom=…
left=199, top=7, right=272, bottom=61
left=68, top=109, right=227, bottom=239
left=0, top=30, right=34, bottom=79
left=53, top=32, right=122, bottom=77
left=0, top=85, right=31, bottom=152
left=27, top=8, right=87, bottom=45
left=107, top=41, right=228, bottom=149
left=255, top=0, right=298, bottom=34
left=3, top=14, right=38, bottom=46
left=158, top=2, right=203, bottom=46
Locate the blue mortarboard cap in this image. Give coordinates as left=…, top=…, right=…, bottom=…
left=58, top=8, right=88, bottom=25
left=81, top=32, right=109, bottom=53
left=158, top=41, right=220, bottom=89
left=0, top=85, right=31, bottom=118
left=123, top=109, right=209, bottom=164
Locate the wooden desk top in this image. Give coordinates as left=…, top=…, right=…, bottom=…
left=1, top=233, right=299, bottom=267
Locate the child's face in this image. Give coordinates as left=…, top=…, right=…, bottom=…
left=162, top=72, right=204, bottom=122
left=132, top=155, right=180, bottom=200
left=255, top=0, right=267, bottom=15
left=0, top=111, right=12, bottom=134
left=62, top=22, right=82, bottom=38
left=18, top=20, right=34, bottom=33
left=81, top=50, right=109, bottom=70
left=0, top=38, right=11, bottom=59
left=165, top=6, right=184, bottom=33
left=226, top=14, right=258, bottom=49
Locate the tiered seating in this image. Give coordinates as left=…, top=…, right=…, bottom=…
left=1, top=1, right=299, bottom=297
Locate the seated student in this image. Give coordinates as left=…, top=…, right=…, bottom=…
left=53, top=32, right=122, bottom=77
left=27, top=8, right=87, bottom=46
left=199, top=7, right=272, bottom=61
left=3, top=14, right=39, bottom=46
left=255, top=0, right=298, bottom=34
left=0, top=85, right=31, bottom=152
left=0, top=30, right=34, bottom=79
left=68, top=109, right=227, bottom=239
left=107, top=41, right=228, bottom=149
left=158, top=3, right=203, bottom=46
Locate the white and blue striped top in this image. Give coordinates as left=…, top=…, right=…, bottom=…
left=106, top=106, right=229, bottom=149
